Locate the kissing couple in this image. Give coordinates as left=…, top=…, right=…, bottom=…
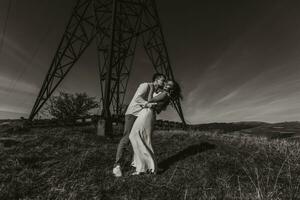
left=112, top=73, right=182, bottom=177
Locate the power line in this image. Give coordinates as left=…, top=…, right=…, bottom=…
left=2, top=0, right=52, bottom=118
left=0, top=0, right=13, bottom=57
left=11, top=5, right=58, bottom=116
left=7, top=27, right=53, bottom=97
left=0, top=0, right=72, bottom=119
left=0, top=0, right=14, bottom=104
left=6, top=0, right=55, bottom=99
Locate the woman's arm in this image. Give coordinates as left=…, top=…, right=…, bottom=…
left=148, top=91, right=168, bottom=103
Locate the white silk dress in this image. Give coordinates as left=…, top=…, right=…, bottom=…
left=129, top=105, right=157, bottom=174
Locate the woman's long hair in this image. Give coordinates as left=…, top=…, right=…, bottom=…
left=169, top=80, right=183, bottom=101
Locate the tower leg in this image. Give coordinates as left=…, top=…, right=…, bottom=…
left=140, top=0, right=186, bottom=125
left=29, top=0, right=96, bottom=120
left=94, top=0, right=144, bottom=135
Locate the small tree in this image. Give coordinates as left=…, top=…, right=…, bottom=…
left=45, top=92, right=99, bottom=121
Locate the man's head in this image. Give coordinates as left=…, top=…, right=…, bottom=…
left=152, top=73, right=166, bottom=89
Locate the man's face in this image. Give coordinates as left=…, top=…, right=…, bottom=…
left=156, top=76, right=166, bottom=88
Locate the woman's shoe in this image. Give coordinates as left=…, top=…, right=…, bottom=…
left=131, top=171, right=140, bottom=176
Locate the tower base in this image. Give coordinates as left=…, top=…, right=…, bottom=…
left=97, top=118, right=112, bottom=136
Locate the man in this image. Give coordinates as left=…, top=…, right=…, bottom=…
left=112, top=73, right=166, bottom=177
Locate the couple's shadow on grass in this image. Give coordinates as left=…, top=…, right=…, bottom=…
left=157, top=142, right=215, bottom=174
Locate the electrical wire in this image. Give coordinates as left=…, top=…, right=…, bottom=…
left=0, top=0, right=13, bottom=57
left=6, top=27, right=53, bottom=98
left=2, top=0, right=53, bottom=118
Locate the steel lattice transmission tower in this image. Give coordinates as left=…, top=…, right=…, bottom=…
left=29, top=0, right=186, bottom=135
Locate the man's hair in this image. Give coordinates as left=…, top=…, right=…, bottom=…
left=152, top=73, right=166, bottom=82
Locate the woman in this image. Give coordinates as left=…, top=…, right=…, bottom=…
left=129, top=80, right=182, bottom=175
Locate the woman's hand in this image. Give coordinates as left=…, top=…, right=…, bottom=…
left=144, top=102, right=157, bottom=108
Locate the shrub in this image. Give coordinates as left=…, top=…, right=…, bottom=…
left=45, top=92, right=98, bottom=121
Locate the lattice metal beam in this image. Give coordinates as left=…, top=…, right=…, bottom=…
left=140, top=0, right=185, bottom=124
left=29, top=0, right=96, bottom=120
left=94, top=0, right=143, bottom=117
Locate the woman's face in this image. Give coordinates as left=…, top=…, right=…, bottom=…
left=164, top=81, right=174, bottom=92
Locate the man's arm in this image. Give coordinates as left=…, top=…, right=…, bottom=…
left=135, top=83, right=149, bottom=106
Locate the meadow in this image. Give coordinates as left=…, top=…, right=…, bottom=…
left=1, top=124, right=300, bottom=199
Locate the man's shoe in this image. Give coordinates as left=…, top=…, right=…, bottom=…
left=131, top=161, right=136, bottom=168
left=113, top=165, right=122, bottom=177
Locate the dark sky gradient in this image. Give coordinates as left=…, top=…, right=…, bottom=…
left=1, top=0, right=300, bottom=123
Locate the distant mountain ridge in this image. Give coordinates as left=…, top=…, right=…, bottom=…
left=189, top=121, right=300, bottom=140
left=239, top=121, right=300, bottom=139
left=189, top=121, right=268, bottom=133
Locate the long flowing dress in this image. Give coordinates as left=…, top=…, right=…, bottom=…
left=129, top=91, right=170, bottom=174
left=129, top=107, right=156, bottom=174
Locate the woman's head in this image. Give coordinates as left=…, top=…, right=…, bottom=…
left=164, top=80, right=182, bottom=100
left=163, top=80, right=174, bottom=92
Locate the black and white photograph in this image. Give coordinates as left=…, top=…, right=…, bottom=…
left=1, top=0, right=300, bottom=199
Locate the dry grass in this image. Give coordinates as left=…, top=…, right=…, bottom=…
left=1, top=126, right=300, bottom=199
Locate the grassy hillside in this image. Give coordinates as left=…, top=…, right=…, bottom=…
left=1, top=125, right=300, bottom=199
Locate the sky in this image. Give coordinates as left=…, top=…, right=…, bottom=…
left=1, top=0, right=300, bottom=123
